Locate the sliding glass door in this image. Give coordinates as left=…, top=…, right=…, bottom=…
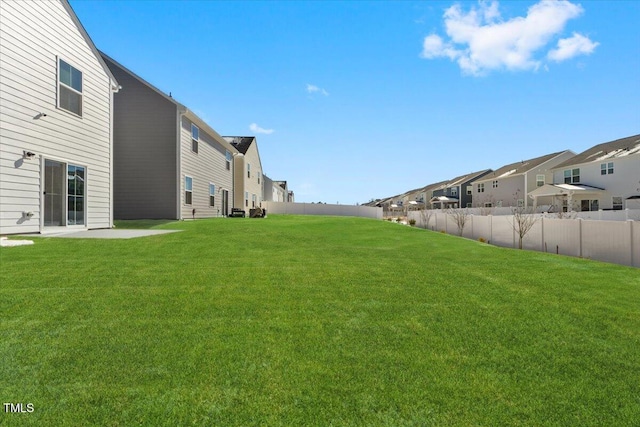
left=44, top=160, right=85, bottom=227
left=44, top=160, right=64, bottom=226
left=67, top=165, right=85, bottom=225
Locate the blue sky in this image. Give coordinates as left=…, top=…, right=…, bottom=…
left=70, top=0, right=640, bottom=204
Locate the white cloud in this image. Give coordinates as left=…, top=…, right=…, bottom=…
left=548, top=32, right=599, bottom=61
left=306, top=83, right=329, bottom=96
left=421, top=0, right=597, bottom=75
left=249, top=123, right=274, bottom=135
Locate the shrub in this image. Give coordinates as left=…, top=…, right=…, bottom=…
left=409, top=219, right=416, bottom=226
left=478, top=237, right=486, bottom=243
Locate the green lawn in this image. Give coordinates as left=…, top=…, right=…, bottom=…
left=1, top=215, right=639, bottom=426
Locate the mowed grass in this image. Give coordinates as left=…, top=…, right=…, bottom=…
left=1, top=215, right=639, bottom=426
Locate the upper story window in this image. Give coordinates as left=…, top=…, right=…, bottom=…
left=191, top=124, right=199, bottom=153
left=564, top=168, right=580, bottom=184
left=247, top=163, right=251, bottom=178
left=600, top=162, right=614, bottom=175
left=477, top=183, right=485, bottom=193
left=258, top=172, right=261, bottom=184
left=536, top=174, right=545, bottom=187
left=492, top=180, right=498, bottom=188
left=451, top=187, right=458, bottom=197
left=225, top=151, right=232, bottom=170
left=466, top=186, right=472, bottom=195
left=58, top=59, right=82, bottom=116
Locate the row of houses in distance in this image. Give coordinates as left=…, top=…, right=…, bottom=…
left=371, top=134, right=640, bottom=215
left=0, top=0, right=293, bottom=235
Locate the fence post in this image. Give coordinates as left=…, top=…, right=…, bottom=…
left=629, top=220, right=635, bottom=267
left=541, top=216, right=545, bottom=252
left=489, top=215, right=493, bottom=244
left=578, top=218, right=583, bottom=258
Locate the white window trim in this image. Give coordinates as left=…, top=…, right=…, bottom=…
left=185, top=176, right=193, bottom=205
left=209, top=183, right=215, bottom=207
left=191, top=124, right=199, bottom=153
left=601, top=162, right=614, bottom=175
left=57, top=57, right=83, bottom=117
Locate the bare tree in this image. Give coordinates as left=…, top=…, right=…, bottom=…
left=478, top=196, right=496, bottom=216
left=419, top=208, right=435, bottom=230
left=447, top=208, right=469, bottom=236
left=510, top=190, right=539, bottom=249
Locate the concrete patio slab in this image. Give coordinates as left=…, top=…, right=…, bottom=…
left=39, top=229, right=181, bottom=239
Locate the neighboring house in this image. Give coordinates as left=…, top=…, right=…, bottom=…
left=262, top=175, right=274, bottom=202
left=529, top=134, right=640, bottom=212
left=224, top=137, right=264, bottom=213
left=262, top=175, right=287, bottom=203
left=472, top=150, right=575, bottom=209
left=100, top=53, right=237, bottom=219
left=264, top=177, right=287, bottom=202
left=417, top=181, right=449, bottom=209
left=0, top=0, right=119, bottom=235
left=429, top=169, right=492, bottom=209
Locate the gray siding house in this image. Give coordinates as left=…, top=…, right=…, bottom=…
left=0, top=0, right=119, bottom=235
left=101, top=53, right=237, bottom=219
left=472, top=150, right=575, bottom=209
left=429, top=169, right=492, bottom=209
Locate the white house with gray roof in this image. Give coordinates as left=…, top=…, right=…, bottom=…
left=529, top=134, right=640, bottom=212
left=0, top=0, right=119, bottom=235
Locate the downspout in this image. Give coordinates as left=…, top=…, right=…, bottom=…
left=524, top=171, right=528, bottom=209
left=231, top=153, right=235, bottom=210
left=109, top=83, right=121, bottom=228
left=176, top=107, right=187, bottom=220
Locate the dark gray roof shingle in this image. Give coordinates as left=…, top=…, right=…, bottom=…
left=554, top=134, right=640, bottom=169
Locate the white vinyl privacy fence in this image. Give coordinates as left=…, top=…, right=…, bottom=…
left=408, top=211, right=639, bottom=268
left=263, top=202, right=383, bottom=220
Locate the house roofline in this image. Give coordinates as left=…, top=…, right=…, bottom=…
left=473, top=150, right=574, bottom=184
left=62, top=0, right=119, bottom=89
left=99, top=50, right=185, bottom=110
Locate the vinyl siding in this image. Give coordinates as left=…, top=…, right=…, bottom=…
left=101, top=55, right=178, bottom=219
left=473, top=151, right=575, bottom=208
left=233, top=155, right=246, bottom=210
left=0, top=0, right=113, bottom=234
left=241, top=142, right=264, bottom=208
left=552, top=154, right=640, bottom=210
left=180, top=117, right=234, bottom=219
